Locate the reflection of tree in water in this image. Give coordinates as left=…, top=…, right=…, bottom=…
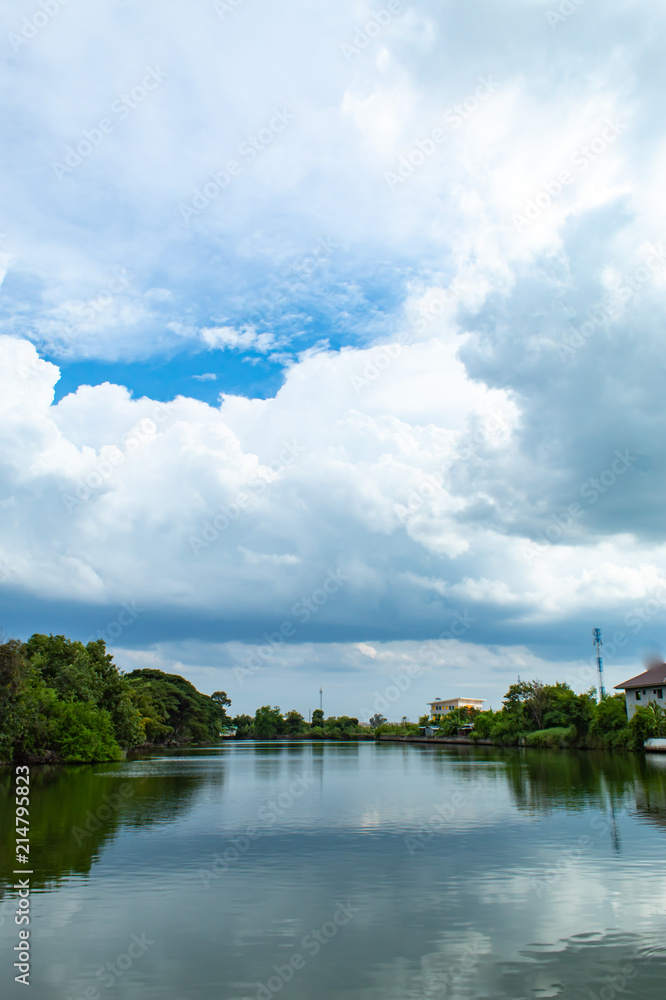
left=424, top=745, right=639, bottom=808
left=632, top=755, right=666, bottom=831
left=499, top=749, right=644, bottom=815
left=500, top=749, right=666, bottom=848
left=0, top=756, right=225, bottom=892
left=424, top=746, right=666, bottom=853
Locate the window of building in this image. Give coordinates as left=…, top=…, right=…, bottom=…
left=636, top=691, right=641, bottom=701
left=658, top=690, right=663, bottom=699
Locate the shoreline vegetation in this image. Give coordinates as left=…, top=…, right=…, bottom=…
left=2, top=634, right=666, bottom=764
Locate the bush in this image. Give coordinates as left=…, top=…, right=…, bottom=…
left=523, top=726, right=577, bottom=749
left=17, top=685, right=123, bottom=763
left=609, top=727, right=633, bottom=751
left=49, top=702, right=123, bottom=762
left=472, top=711, right=496, bottom=738
left=628, top=704, right=665, bottom=748
left=588, top=694, right=628, bottom=748
left=490, top=716, right=522, bottom=745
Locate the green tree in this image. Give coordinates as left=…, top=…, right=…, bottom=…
left=0, top=639, right=28, bottom=760
left=253, top=705, right=285, bottom=738
left=471, top=710, right=496, bottom=737
left=588, top=693, right=628, bottom=747
left=24, top=634, right=145, bottom=749
left=231, top=714, right=254, bottom=738
left=125, top=669, right=230, bottom=743
left=284, top=710, right=305, bottom=735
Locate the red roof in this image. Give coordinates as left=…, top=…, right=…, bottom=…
left=615, top=664, right=666, bottom=690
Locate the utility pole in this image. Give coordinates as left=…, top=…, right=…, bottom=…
left=592, top=627, right=605, bottom=701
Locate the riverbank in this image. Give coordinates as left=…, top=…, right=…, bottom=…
left=378, top=734, right=666, bottom=753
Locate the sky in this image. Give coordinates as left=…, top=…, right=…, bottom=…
left=2, top=0, right=666, bottom=720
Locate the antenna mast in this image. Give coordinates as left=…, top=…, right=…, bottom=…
left=319, top=688, right=323, bottom=713
left=592, top=628, right=605, bottom=701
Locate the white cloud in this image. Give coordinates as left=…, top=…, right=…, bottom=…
left=3, top=331, right=665, bottom=660
left=199, top=325, right=277, bottom=354
left=4, top=0, right=666, bottom=701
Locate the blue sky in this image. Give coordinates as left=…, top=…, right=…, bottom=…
left=2, top=0, right=666, bottom=718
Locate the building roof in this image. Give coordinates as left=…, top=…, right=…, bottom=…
left=615, top=664, right=666, bottom=690
left=428, top=697, right=485, bottom=705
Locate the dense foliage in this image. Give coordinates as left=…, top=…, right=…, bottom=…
left=125, top=669, right=231, bottom=745
left=450, top=680, right=666, bottom=752
left=0, top=634, right=230, bottom=763
left=3, top=630, right=662, bottom=761
left=232, top=707, right=369, bottom=740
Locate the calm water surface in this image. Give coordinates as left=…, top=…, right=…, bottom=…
left=2, top=742, right=666, bottom=999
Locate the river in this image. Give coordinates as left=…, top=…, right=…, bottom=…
left=1, top=741, right=666, bottom=999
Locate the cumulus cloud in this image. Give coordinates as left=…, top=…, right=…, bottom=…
left=3, top=330, right=665, bottom=674
left=4, top=0, right=666, bottom=705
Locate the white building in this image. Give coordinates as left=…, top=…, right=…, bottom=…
left=429, top=697, right=485, bottom=720
left=615, top=665, right=666, bottom=719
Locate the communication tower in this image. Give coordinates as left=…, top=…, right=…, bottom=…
left=592, top=627, right=605, bottom=701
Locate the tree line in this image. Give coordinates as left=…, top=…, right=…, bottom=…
left=0, top=634, right=230, bottom=763
left=418, top=679, right=666, bottom=751
left=231, top=707, right=370, bottom=739
left=3, top=632, right=664, bottom=762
